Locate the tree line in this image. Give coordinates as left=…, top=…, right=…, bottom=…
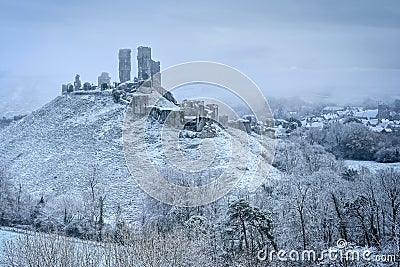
left=1, top=133, right=400, bottom=266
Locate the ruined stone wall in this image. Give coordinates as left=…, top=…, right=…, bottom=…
left=206, top=104, right=218, bottom=120
left=151, top=64, right=161, bottom=88
left=151, top=60, right=160, bottom=76
left=137, top=46, right=161, bottom=87
left=137, top=46, right=151, bottom=80
left=182, top=100, right=205, bottom=117
left=131, top=94, right=149, bottom=114
left=98, top=72, right=111, bottom=88
left=61, top=84, right=68, bottom=95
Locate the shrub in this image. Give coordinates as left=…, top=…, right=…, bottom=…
left=375, top=147, right=400, bottom=163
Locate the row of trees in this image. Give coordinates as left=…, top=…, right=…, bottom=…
left=0, top=165, right=107, bottom=241
left=270, top=136, right=400, bottom=261
left=305, top=122, right=400, bottom=162
left=0, top=167, right=31, bottom=226
left=1, top=135, right=400, bottom=266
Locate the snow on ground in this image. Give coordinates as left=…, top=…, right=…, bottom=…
left=0, top=92, right=144, bottom=222
left=345, top=160, right=400, bottom=172
left=0, top=229, right=20, bottom=265
left=353, top=109, right=378, bottom=119
left=0, top=91, right=281, bottom=223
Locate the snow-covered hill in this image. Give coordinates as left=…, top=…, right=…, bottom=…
left=0, top=90, right=281, bottom=224
left=0, top=90, right=145, bottom=222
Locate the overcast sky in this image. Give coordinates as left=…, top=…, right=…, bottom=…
left=1, top=0, right=400, bottom=116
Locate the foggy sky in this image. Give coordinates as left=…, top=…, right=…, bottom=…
left=1, top=0, right=400, bottom=116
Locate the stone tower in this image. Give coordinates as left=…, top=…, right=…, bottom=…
left=118, top=49, right=131, bottom=83
left=137, top=46, right=161, bottom=87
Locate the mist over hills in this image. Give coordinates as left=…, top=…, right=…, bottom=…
left=2, top=67, right=400, bottom=119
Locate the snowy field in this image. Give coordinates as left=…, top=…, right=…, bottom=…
left=345, top=160, right=400, bottom=172
left=0, top=229, right=20, bottom=265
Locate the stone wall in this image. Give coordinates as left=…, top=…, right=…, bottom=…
left=137, top=46, right=161, bottom=87
left=98, top=72, right=111, bottom=88
left=131, top=94, right=149, bottom=114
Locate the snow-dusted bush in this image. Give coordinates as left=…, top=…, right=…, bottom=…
left=375, top=147, right=400, bottom=163
left=0, top=168, right=33, bottom=226
left=2, top=228, right=219, bottom=267
left=112, top=89, right=123, bottom=103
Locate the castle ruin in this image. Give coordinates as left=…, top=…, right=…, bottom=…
left=60, top=46, right=273, bottom=137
